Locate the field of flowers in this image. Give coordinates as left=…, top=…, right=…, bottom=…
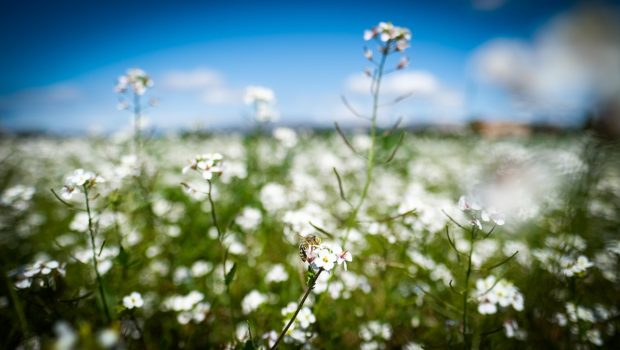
left=1, top=128, right=619, bottom=349
left=2, top=22, right=620, bottom=350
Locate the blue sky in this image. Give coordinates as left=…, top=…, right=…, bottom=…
left=0, top=0, right=613, bottom=133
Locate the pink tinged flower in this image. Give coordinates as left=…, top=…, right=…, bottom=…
left=458, top=195, right=481, bottom=211
left=364, top=48, right=373, bottom=60
left=363, top=29, right=376, bottom=41
left=396, top=40, right=409, bottom=52
left=334, top=246, right=353, bottom=271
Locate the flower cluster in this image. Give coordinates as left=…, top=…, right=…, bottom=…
left=244, top=85, right=279, bottom=122
left=359, top=320, right=393, bottom=350
left=122, top=292, right=144, bottom=310
left=475, top=275, right=524, bottom=315
left=301, top=240, right=352, bottom=272
left=363, top=22, right=411, bottom=70
left=115, top=68, right=153, bottom=96
left=241, top=290, right=268, bottom=315
left=11, top=260, right=66, bottom=289
left=458, top=195, right=505, bottom=228
left=280, top=302, right=317, bottom=344
left=1, top=184, right=35, bottom=211
left=60, top=169, right=105, bottom=200
left=560, top=255, right=594, bottom=277
left=162, top=291, right=211, bottom=325
left=182, top=153, right=224, bottom=180
left=364, top=22, right=411, bottom=44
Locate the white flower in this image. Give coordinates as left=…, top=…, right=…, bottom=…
left=561, top=255, right=594, bottom=277
left=244, top=86, right=275, bottom=104
left=478, top=300, right=498, bottom=315
left=481, top=209, right=505, bottom=226
left=364, top=22, right=411, bottom=47
left=53, top=321, right=77, bottom=350
left=244, top=86, right=278, bottom=122
left=333, top=245, right=353, bottom=271
left=60, top=169, right=105, bottom=200
left=475, top=276, right=524, bottom=315
left=182, top=153, right=224, bottom=180
left=191, top=260, right=212, bottom=278
left=296, top=307, right=316, bottom=328
left=273, top=127, right=298, bottom=148
left=241, top=290, right=267, bottom=315
left=1, top=185, right=35, bottom=210
left=459, top=195, right=481, bottom=211
left=116, top=68, right=153, bottom=95
left=122, top=292, right=144, bottom=309
left=313, top=248, right=336, bottom=271
left=265, top=264, right=289, bottom=283
left=236, top=207, right=262, bottom=231
left=97, top=329, right=119, bottom=348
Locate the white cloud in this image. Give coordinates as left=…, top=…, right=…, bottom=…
left=342, top=70, right=465, bottom=124
left=201, top=88, right=240, bottom=105
left=345, top=70, right=440, bottom=97
left=471, top=5, right=620, bottom=123
left=162, top=67, right=223, bottom=90
left=161, top=67, right=242, bottom=106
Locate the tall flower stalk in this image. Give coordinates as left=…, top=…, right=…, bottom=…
left=115, top=68, right=154, bottom=159
left=339, top=22, right=411, bottom=243
left=54, top=169, right=111, bottom=323
left=83, top=185, right=112, bottom=323
left=181, top=153, right=237, bottom=337
left=444, top=196, right=518, bottom=350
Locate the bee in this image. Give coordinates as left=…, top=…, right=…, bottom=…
left=298, top=234, right=322, bottom=262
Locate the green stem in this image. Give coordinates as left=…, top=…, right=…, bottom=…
left=4, top=268, right=29, bottom=338
left=133, top=92, right=141, bottom=157
left=342, top=44, right=390, bottom=245
left=462, top=226, right=476, bottom=350
left=84, top=186, right=112, bottom=323
left=206, top=180, right=235, bottom=339
left=270, top=268, right=324, bottom=350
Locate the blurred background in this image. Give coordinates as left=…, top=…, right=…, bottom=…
left=0, top=0, right=619, bottom=135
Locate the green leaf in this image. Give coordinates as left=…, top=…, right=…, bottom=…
left=225, top=263, right=237, bottom=286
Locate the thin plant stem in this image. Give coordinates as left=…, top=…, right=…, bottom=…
left=206, top=180, right=235, bottom=338
left=133, top=92, right=141, bottom=158
left=84, top=186, right=112, bottom=323
left=270, top=268, right=324, bottom=350
left=3, top=267, right=29, bottom=338
left=342, top=43, right=389, bottom=245
left=462, top=226, right=476, bottom=350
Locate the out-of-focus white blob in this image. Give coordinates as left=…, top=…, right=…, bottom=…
left=473, top=5, right=620, bottom=126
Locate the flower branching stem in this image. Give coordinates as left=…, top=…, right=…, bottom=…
left=83, top=186, right=111, bottom=323
left=206, top=180, right=236, bottom=338
left=270, top=268, right=324, bottom=350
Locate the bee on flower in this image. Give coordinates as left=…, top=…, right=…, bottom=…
left=298, top=235, right=352, bottom=272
